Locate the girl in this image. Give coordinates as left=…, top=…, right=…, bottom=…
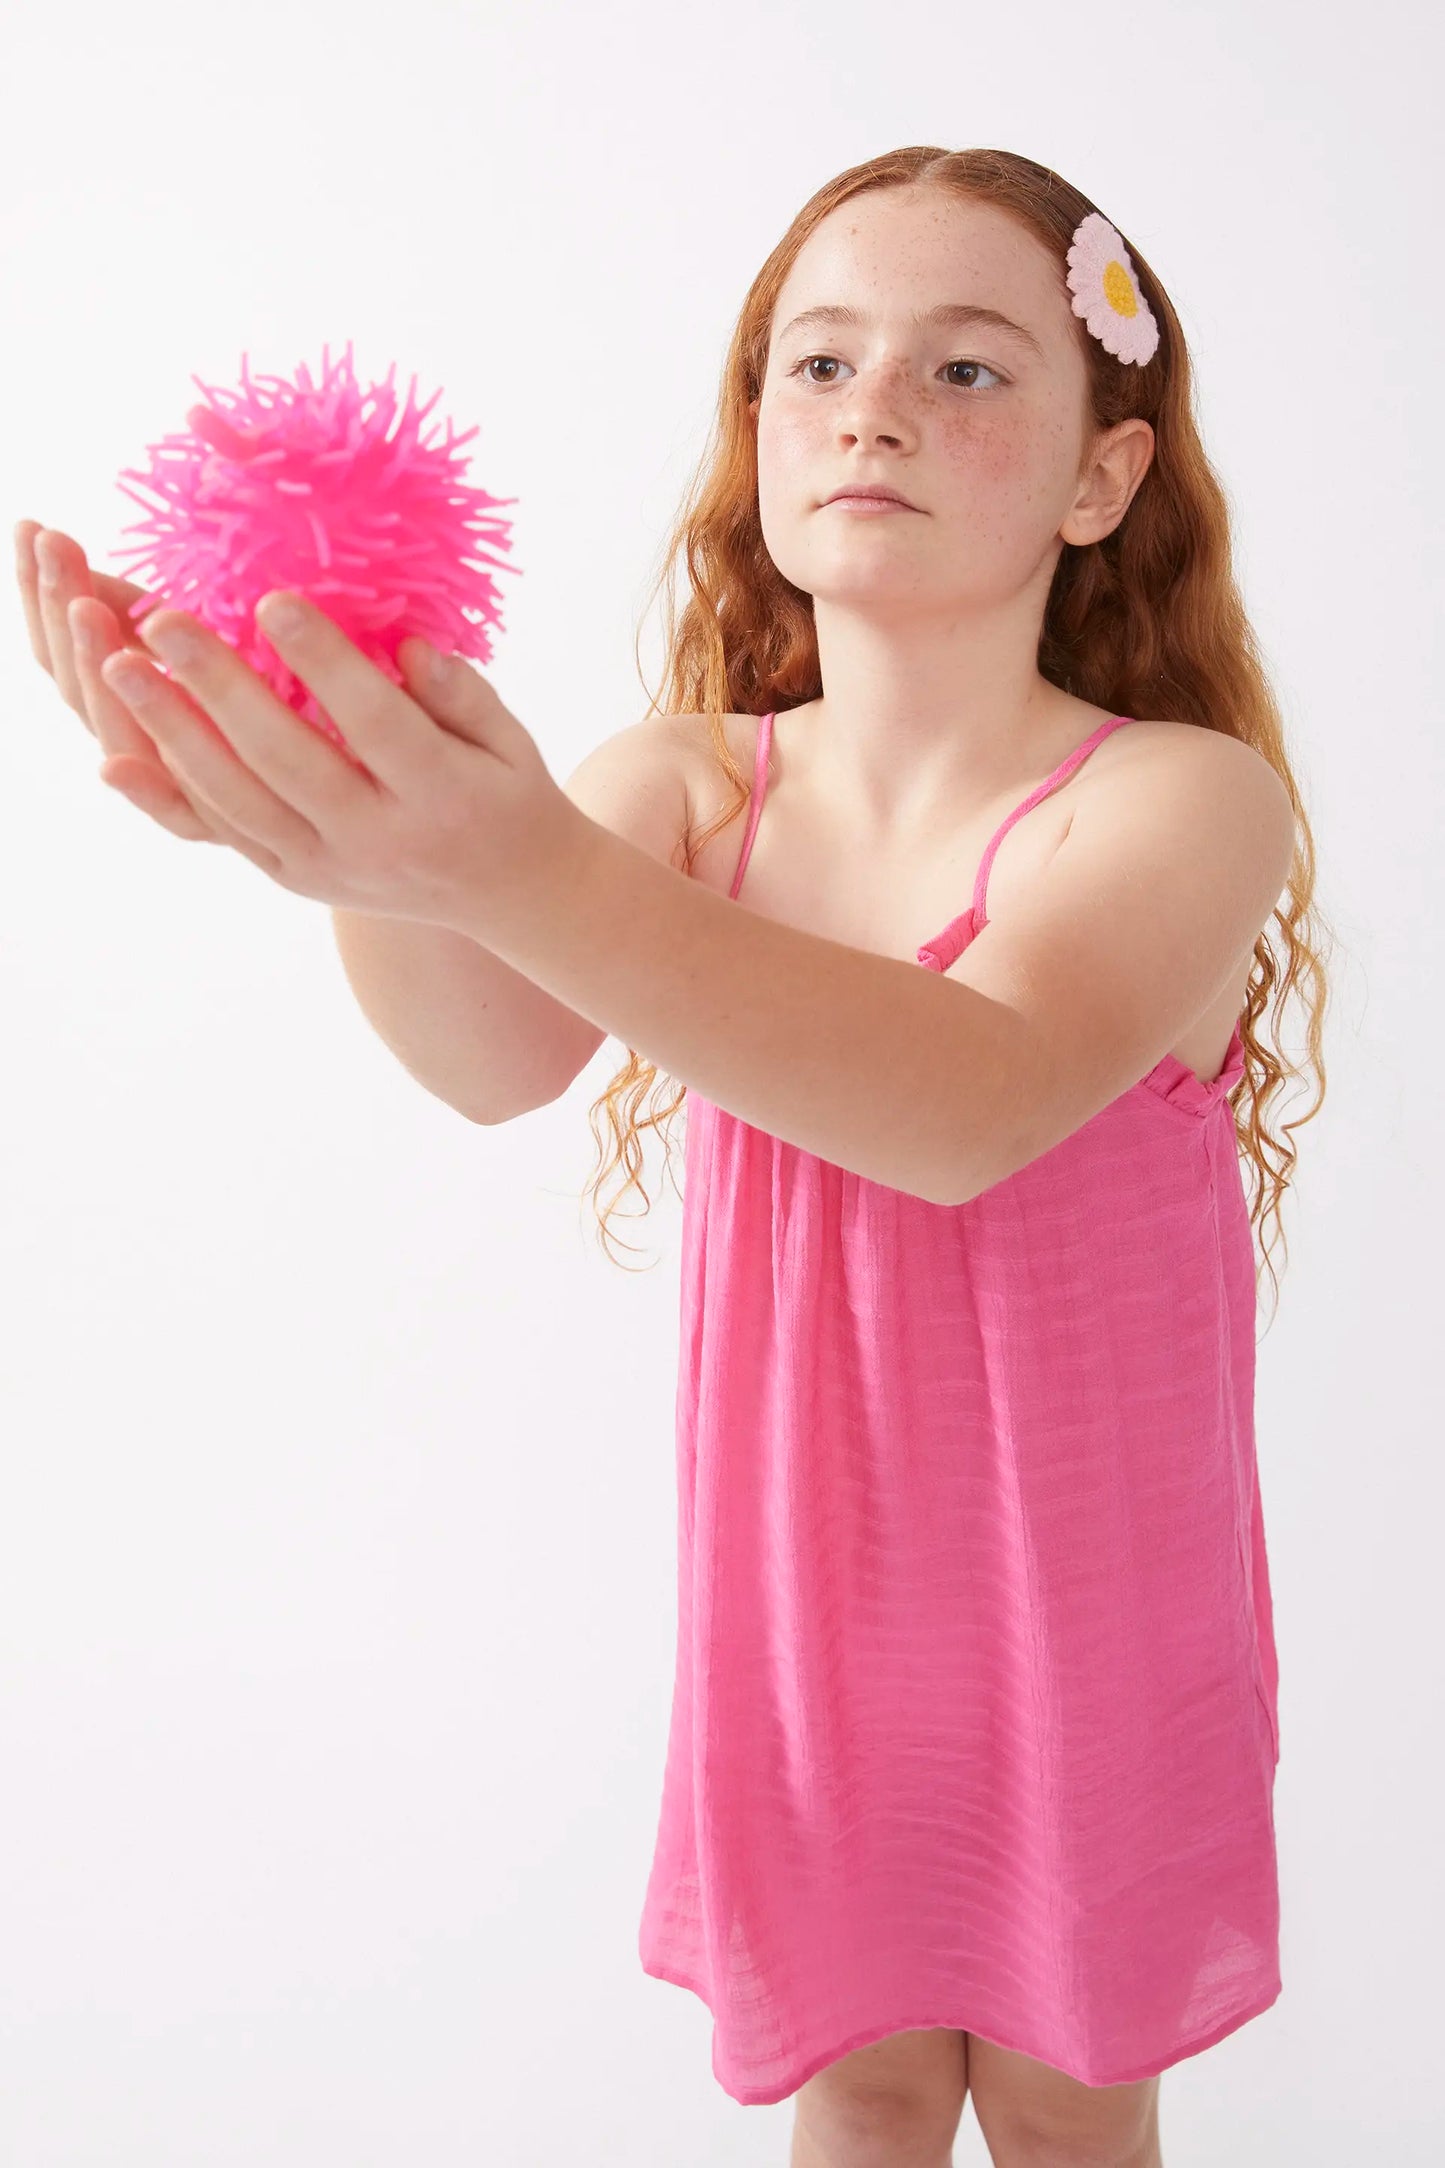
left=19, top=145, right=1329, bottom=2168
left=579, top=146, right=1326, bottom=2168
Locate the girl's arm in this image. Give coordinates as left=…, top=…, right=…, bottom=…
left=330, top=714, right=693, bottom=1122
left=458, top=726, right=1296, bottom=1201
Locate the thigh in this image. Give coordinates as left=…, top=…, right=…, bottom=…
left=966, top=2033, right=1161, bottom=2168
left=792, top=2026, right=970, bottom=2151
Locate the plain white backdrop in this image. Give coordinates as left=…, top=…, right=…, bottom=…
left=1, top=1, right=1439, bottom=2161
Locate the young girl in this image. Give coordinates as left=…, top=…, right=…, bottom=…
left=576, top=147, right=1325, bottom=2168
left=19, top=144, right=1328, bottom=2168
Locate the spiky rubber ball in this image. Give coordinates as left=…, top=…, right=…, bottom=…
left=109, top=342, right=519, bottom=755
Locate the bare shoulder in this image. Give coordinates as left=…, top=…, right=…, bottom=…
left=664, top=710, right=766, bottom=823
left=560, top=708, right=706, bottom=873
left=1126, top=724, right=1291, bottom=823
left=665, top=710, right=760, bottom=760
left=1095, top=714, right=1297, bottom=893
left=560, top=708, right=762, bottom=878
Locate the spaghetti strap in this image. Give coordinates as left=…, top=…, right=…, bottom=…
left=732, top=709, right=1136, bottom=944
left=917, top=713, right=1137, bottom=972
left=729, top=711, right=776, bottom=901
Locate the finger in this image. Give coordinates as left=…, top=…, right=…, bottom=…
left=248, top=590, right=450, bottom=799
left=16, top=523, right=157, bottom=691
left=98, top=754, right=226, bottom=844
left=30, top=528, right=97, bottom=717
left=14, top=521, right=53, bottom=677
left=70, top=595, right=186, bottom=767
left=134, top=597, right=391, bottom=833
left=99, top=647, right=324, bottom=860
left=88, top=567, right=164, bottom=649
left=100, top=752, right=292, bottom=874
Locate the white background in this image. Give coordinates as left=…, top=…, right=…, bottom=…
left=1, top=1, right=1439, bottom=2161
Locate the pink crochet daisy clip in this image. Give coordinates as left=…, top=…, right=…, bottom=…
left=1065, top=210, right=1161, bottom=367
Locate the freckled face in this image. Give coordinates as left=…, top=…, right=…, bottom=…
left=753, top=189, right=1093, bottom=613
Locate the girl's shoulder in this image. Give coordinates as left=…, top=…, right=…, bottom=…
left=669, top=710, right=768, bottom=825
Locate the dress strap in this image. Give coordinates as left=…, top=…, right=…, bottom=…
left=733, top=709, right=1135, bottom=929
left=917, top=714, right=1137, bottom=971
left=729, top=711, right=776, bottom=901
left=969, top=713, right=1136, bottom=926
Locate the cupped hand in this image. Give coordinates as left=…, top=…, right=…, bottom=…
left=15, top=518, right=577, bottom=932
left=15, top=518, right=225, bottom=843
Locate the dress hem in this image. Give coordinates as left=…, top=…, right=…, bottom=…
left=639, top=1953, right=1284, bottom=2105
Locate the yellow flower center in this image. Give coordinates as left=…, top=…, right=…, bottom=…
left=1103, top=259, right=1139, bottom=319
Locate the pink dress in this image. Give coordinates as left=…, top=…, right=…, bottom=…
left=638, top=710, right=1281, bottom=2104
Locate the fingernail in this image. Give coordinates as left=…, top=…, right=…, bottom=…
left=259, top=592, right=305, bottom=638
left=143, top=616, right=198, bottom=665
left=36, top=533, right=62, bottom=586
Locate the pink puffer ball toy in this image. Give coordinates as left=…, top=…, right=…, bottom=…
left=109, top=341, right=519, bottom=753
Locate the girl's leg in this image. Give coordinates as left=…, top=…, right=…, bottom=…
left=966, top=2032, right=1163, bottom=2168
left=788, top=2026, right=970, bottom=2168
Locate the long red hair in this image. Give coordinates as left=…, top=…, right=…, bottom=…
left=582, top=145, right=1332, bottom=1328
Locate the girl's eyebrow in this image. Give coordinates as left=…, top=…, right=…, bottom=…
left=775, top=301, right=1045, bottom=361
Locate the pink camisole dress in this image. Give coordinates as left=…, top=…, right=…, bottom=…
left=638, top=709, right=1282, bottom=2104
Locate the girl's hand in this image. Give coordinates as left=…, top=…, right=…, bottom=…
left=16, top=519, right=223, bottom=843
left=21, top=519, right=573, bottom=931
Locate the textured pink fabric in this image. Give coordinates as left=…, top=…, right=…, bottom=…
left=638, top=710, right=1282, bottom=2105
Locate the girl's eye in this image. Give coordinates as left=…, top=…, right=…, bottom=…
left=788, top=354, right=1003, bottom=391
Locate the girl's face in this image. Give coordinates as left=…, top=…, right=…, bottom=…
left=753, top=189, right=1107, bottom=617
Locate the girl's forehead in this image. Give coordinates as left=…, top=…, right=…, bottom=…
left=773, top=203, right=1066, bottom=350
left=792, top=190, right=1043, bottom=271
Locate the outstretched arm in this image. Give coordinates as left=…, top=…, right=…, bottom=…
left=462, top=725, right=1296, bottom=1206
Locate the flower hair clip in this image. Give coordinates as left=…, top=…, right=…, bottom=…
left=1065, top=211, right=1160, bottom=367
